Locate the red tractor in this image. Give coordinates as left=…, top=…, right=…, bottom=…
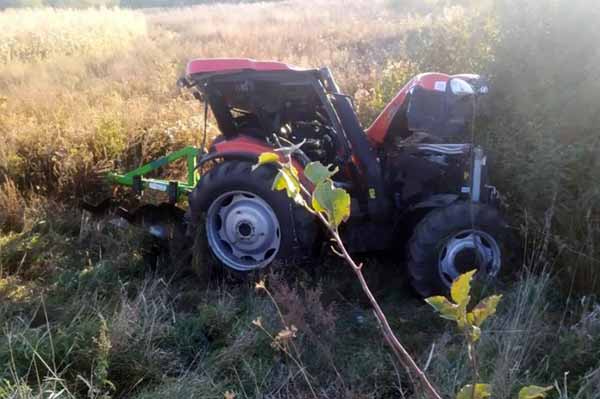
left=106, top=58, right=509, bottom=296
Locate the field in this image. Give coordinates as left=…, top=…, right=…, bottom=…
left=1, top=0, right=600, bottom=398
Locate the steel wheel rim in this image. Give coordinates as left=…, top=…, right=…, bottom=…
left=437, top=229, right=501, bottom=288
left=206, top=191, right=281, bottom=271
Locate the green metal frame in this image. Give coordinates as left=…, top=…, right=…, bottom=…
left=107, top=146, right=200, bottom=201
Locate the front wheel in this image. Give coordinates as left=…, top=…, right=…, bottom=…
left=407, top=201, right=510, bottom=297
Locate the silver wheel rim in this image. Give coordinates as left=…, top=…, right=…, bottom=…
left=206, top=191, right=281, bottom=272
left=438, top=229, right=501, bottom=288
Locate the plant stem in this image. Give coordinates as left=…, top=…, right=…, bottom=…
left=314, top=210, right=443, bottom=399
left=283, top=159, right=442, bottom=399
left=254, top=320, right=318, bottom=399
left=468, top=341, right=480, bottom=399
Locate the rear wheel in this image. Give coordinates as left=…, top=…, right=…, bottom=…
left=206, top=190, right=281, bottom=270
left=187, top=160, right=315, bottom=273
left=407, top=201, right=509, bottom=297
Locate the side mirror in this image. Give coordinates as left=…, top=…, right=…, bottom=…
left=449, top=78, right=475, bottom=96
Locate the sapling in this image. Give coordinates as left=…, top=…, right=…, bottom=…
left=255, top=149, right=555, bottom=399
left=426, top=270, right=553, bottom=399
left=254, top=149, right=443, bottom=399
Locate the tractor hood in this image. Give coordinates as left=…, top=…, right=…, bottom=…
left=366, top=73, right=488, bottom=145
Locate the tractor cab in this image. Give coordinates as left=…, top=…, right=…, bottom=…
left=181, top=58, right=389, bottom=217
left=180, top=58, right=350, bottom=166
left=180, top=59, right=487, bottom=157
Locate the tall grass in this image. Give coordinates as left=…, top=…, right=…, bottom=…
left=0, top=0, right=427, bottom=203
left=0, top=8, right=146, bottom=64
left=0, top=178, right=24, bottom=232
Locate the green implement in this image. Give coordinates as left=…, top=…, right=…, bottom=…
left=107, top=146, right=200, bottom=202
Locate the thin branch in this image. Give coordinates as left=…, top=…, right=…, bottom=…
left=314, top=204, right=442, bottom=399
left=272, top=156, right=443, bottom=399
left=424, top=343, right=435, bottom=372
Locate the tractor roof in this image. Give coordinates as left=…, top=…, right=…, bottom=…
left=185, top=58, right=309, bottom=77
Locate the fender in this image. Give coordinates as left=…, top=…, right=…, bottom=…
left=199, top=135, right=306, bottom=178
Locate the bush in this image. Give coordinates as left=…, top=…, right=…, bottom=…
left=484, top=0, right=600, bottom=294
left=355, top=60, right=419, bottom=126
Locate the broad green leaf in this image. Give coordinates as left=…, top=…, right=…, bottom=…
left=272, top=170, right=297, bottom=195
left=253, top=152, right=279, bottom=171
left=312, top=180, right=350, bottom=228
left=425, top=296, right=459, bottom=321
left=467, top=295, right=502, bottom=327
left=451, top=270, right=477, bottom=308
left=272, top=167, right=305, bottom=206
left=456, top=384, right=491, bottom=399
left=518, top=385, right=553, bottom=399
left=304, top=162, right=338, bottom=185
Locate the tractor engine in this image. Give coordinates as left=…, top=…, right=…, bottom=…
left=383, top=141, right=473, bottom=209
left=278, top=121, right=336, bottom=163
left=375, top=74, right=491, bottom=209
left=204, top=76, right=339, bottom=166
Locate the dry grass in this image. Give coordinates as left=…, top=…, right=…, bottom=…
left=0, top=178, right=24, bottom=232
left=0, top=7, right=146, bottom=64
left=0, top=0, right=476, bottom=199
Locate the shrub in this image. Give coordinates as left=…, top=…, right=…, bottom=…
left=405, top=5, right=498, bottom=74
left=484, top=0, right=600, bottom=294
left=355, top=60, right=419, bottom=126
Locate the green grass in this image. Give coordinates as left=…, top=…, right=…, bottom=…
left=1, top=208, right=600, bottom=398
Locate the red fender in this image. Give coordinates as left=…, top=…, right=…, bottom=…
left=212, top=135, right=278, bottom=156
left=209, top=135, right=307, bottom=180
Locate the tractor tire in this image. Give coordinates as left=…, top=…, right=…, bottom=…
left=186, top=160, right=316, bottom=275
left=407, top=201, right=510, bottom=297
